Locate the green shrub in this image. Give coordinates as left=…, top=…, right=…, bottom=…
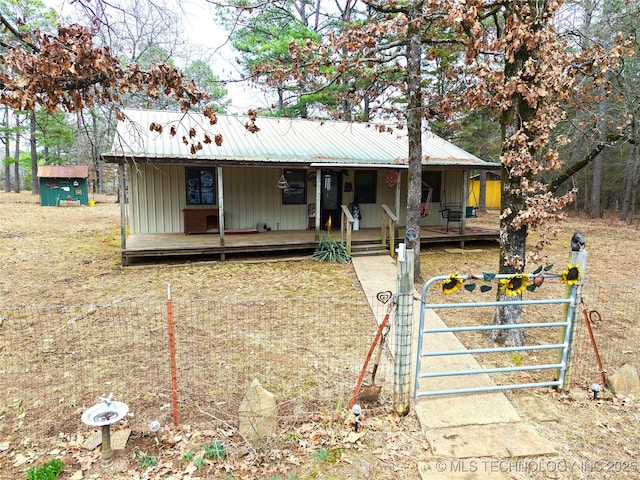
left=25, top=459, right=64, bottom=480
left=313, top=448, right=329, bottom=462
left=135, top=451, right=157, bottom=469
left=203, top=441, right=226, bottom=460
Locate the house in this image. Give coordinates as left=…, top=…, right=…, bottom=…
left=38, top=165, right=90, bottom=206
left=102, top=109, right=499, bottom=264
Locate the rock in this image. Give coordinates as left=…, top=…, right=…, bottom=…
left=82, top=431, right=102, bottom=450
left=238, top=379, right=277, bottom=446
left=360, top=459, right=371, bottom=478
left=111, top=429, right=131, bottom=450
left=607, top=364, right=640, bottom=398
left=568, top=387, right=589, bottom=402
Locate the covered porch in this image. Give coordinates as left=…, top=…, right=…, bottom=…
left=121, top=224, right=498, bottom=265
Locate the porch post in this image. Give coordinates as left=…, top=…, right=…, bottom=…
left=118, top=163, right=127, bottom=266
left=315, top=168, right=321, bottom=241
left=395, top=169, right=401, bottom=221
left=217, top=166, right=225, bottom=248
left=461, top=169, right=468, bottom=235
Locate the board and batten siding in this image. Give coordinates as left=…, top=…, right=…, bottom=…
left=128, top=164, right=184, bottom=234
left=127, top=164, right=466, bottom=234
left=223, top=166, right=307, bottom=231
left=128, top=164, right=309, bottom=234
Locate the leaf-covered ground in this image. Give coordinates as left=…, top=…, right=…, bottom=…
left=2, top=191, right=640, bottom=479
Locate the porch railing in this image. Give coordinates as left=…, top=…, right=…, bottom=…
left=381, top=204, right=397, bottom=258
left=340, top=205, right=355, bottom=256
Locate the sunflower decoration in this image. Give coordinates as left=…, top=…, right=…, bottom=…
left=499, top=274, right=529, bottom=297
left=560, top=264, right=581, bottom=285
left=442, top=274, right=464, bottom=295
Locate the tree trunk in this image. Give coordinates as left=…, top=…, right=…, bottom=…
left=405, top=6, right=423, bottom=282
left=590, top=154, right=603, bottom=217
left=491, top=3, right=538, bottom=347
left=620, top=123, right=637, bottom=221
left=363, top=97, right=370, bottom=122
left=277, top=88, right=284, bottom=110
left=30, top=111, right=38, bottom=195
left=489, top=159, right=527, bottom=346
left=92, top=110, right=103, bottom=194
left=76, top=110, right=83, bottom=166
left=4, top=106, right=10, bottom=193
left=478, top=170, right=487, bottom=212
left=13, top=112, right=20, bottom=193
left=589, top=97, right=608, bottom=217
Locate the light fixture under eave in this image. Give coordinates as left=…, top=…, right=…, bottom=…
left=324, top=174, right=332, bottom=191
left=277, top=174, right=290, bottom=189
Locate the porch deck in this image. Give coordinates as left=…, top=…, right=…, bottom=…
left=122, top=225, right=498, bottom=265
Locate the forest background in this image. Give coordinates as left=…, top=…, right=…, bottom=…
left=1, top=0, right=638, bottom=222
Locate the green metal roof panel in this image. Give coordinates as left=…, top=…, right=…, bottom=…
left=104, top=109, right=498, bottom=169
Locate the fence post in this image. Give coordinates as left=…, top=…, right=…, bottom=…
left=560, top=236, right=588, bottom=391
left=394, top=244, right=414, bottom=416
left=167, top=284, right=179, bottom=426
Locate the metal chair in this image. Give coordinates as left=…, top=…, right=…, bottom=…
left=440, top=203, right=463, bottom=233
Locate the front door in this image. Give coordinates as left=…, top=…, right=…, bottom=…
left=320, top=170, right=342, bottom=230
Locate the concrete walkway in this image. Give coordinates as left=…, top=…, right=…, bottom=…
left=352, top=254, right=556, bottom=479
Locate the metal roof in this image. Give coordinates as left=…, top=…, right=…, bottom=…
left=103, top=109, right=499, bottom=170
left=38, top=165, right=89, bottom=178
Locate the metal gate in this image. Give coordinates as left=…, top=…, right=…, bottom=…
left=414, top=272, right=578, bottom=399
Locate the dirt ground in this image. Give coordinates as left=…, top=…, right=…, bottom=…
left=2, top=191, right=640, bottom=480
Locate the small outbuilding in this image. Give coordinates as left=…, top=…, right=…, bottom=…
left=38, top=165, right=90, bottom=206
left=467, top=171, right=501, bottom=209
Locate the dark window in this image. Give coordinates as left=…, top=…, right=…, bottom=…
left=186, top=168, right=216, bottom=205
left=354, top=170, right=377, bottom=204
left=422, top=171, right=442, bottom=203
left=282, top=169, right=306, bottom=205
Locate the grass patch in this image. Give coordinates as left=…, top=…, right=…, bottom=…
left=25, top=459, right=63, bottom=480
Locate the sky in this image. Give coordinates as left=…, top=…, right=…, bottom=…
left=45, top=0, right=274, bottom=114
left=181, top=3, right=273, bottom=114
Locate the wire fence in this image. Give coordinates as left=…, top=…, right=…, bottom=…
left=572, top=282, right=640, bottom=387
left=0, top=281, right=637, bottom=441
left=0, top=296, right=395, bottom=440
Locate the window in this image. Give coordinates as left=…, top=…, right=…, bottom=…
left=281, top=169, right=306, bottom=205
left=422, top=171, right=442, bottom=203
left=186, top=168, right=216, bottom=205
left=354, top=170, right=377, bottom=204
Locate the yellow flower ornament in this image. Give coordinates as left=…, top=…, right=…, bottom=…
left=499, top=274, right=529, bottom=297
left=442, top=274, right=463, bottom=295
left=560, top=264, right=580, bottom=285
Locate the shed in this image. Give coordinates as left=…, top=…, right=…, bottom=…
left=467, top=171, right=501, bottom=209
left=38, top=165, right=90, bottom=206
